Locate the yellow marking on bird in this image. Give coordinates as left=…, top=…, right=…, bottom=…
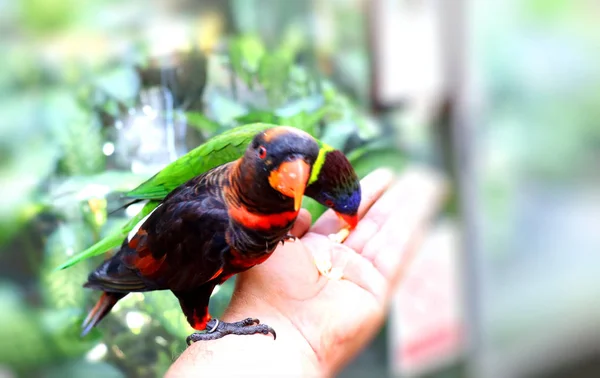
left=309, top=144, right=335, bottom=185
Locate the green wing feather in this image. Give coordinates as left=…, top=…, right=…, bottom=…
left=126, top=123, right=275, bottom=200
left=55, top=201, right=160, bottom=270
left=55, top=123, right=284, bottom=271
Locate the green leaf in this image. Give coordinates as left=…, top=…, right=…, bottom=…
left=278, top=106, right=331, bottom=137
left=237, top=34, right=266, bottom=71
left=184, top=111, right=221, bottom=134
left=277, top=25, right=307, bottom=60
left=0, top=283, right=50, bottom=371
left=320, top=119, right=358, bottom=150
left=42, top=223, right=93, bottom=309
left=234, top=110, right=279, bottom=125
left=257, top=51, right=291, bottom=105
left=19, top=0, right=80, bottom=34
left=346, top=139, right=398, bottom=165
left=42, top=307, right=102, bottom=358
left=205, top=91, right=249, bottom=125
left=228, top=38, right=249, bottom=85
left=278, top=111, right=312, bottom=134
left=0, top=283, right=100, bottom=373
left=278, top=95, right=327, bottom=116
left=93, top=66, right=140, bottom=104
left=140, top=291, right=191, bottom=340
left=228, top=34, right=266, bottom=86
left=350, top=147, right=406, bottom=179
left=275, top=96, right=332, bottom=137
left=44, top=90, right=105, bottom=175
left=0, top=202, right=46, bottom=249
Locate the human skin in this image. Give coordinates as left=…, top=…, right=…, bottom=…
left=166, top=167, right=447, bottom=378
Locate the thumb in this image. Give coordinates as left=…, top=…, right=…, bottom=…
left=291, top=209, right=312, bottom=237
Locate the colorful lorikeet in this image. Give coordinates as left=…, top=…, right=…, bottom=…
left=80, top=126, right=361, bottom=343
left=56, top=123, right=359, bottom=271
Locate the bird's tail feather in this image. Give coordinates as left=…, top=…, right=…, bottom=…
left=81, top=292, right=125, bottom=337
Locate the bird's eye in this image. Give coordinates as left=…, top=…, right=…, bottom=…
left=325, top=199, right=334, bottom=207
left=258, top=146, right=267, bottom=159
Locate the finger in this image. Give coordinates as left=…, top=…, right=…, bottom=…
left=362, top=167, right=447, bottom=290
left=331, top=242, right=387, bottom=305
left=290, top=209, right=312, bottom=237
left=301, top=233, right=386, bottom=303
left=342, top=172, right=415, bottom=253
left=310, top=168, right=395, bottom=236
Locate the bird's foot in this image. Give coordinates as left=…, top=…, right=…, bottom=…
left=280, top=233, right=297, bottom=245
left=186, top=318, right=276, bottom=345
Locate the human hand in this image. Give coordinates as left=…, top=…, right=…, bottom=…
left=167, top=167, right=446, bottom=378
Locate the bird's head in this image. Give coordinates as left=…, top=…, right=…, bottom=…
left=239, top=126, right=320, bottom=211
left=304, top=147, right=361, bottom=229
left=238, top=126, right=361, bottom=229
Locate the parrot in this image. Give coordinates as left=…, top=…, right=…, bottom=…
left=79, top=126, right=362, bottom=344
left=56, top=123, right=359, bottom=271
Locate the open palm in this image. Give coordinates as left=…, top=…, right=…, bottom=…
left=168, top=167, right=446, bottom=377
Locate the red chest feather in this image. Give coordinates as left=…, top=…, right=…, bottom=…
left=228, top=248, right=271, bottom=270
left=228, top=203, right=298, bottom=230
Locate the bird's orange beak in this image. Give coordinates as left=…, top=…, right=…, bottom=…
left=269, top=159, right=310, bottom=211
left=337, top=212, right=358, bottom=229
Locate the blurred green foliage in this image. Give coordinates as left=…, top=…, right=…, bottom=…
left=0, top=4, right=404, bottom=376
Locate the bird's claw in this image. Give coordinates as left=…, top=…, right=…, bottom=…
left=229, top=317, right=261, bottom=327
left=280, top=234, right=297, bottom=245
left=186, top=318, right=276, bottom=345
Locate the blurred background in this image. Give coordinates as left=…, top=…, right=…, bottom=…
left=1, top=0, right=599, bottom=377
